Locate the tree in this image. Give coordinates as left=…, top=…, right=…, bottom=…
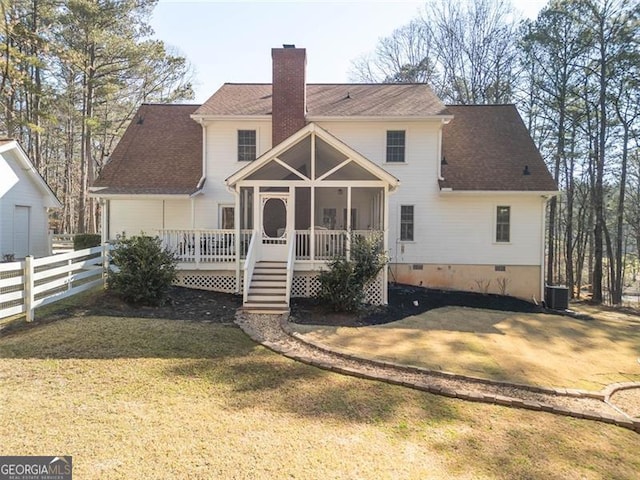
left=350, top=0, right=520, bottom=104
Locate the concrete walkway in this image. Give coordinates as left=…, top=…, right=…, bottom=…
left=235, top=311, right=640, bottom=434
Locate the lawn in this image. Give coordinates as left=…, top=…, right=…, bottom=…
left=0, top=313, right=638, bottom=479
left=292, top=306, right=640, bottom=391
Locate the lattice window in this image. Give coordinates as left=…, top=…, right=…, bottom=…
left=175, top=273, right=238, bottom=293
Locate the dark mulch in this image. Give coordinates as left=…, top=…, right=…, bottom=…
left=2, top=283, right=570, bottom=337
left=84, top=286, right=242, bottom=323
left=290, top=283, right=549, bottom=327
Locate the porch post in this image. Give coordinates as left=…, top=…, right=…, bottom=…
left=234, top=186, right=241, bottom=293
left=310, top=186, right=315, bottom=261
left=383, top=185, right=389, bottom=304
left=346, top=185, right=352, bottom=260
left=310, top=133, right=316, bottom=262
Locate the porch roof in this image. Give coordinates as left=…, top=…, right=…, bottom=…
left=225, top=123, right=399, bottom=189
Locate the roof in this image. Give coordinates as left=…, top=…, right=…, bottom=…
left=194, top=83, right=449, bottom=117
left=0, top=139, right=62, bottom=208
left=440, top=105, right=557, bottom=192
left=93, top=104, right=202, bottom=195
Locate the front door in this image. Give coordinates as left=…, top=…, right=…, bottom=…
left=259, top=193, right=291, bottom=260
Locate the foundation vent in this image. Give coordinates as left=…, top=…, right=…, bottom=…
left=495, top=265, right=506, bottom=272
left=412, top=264, right=424, bottom=270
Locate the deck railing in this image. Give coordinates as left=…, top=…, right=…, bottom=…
left=159, top=229, right=252, bottom=264
left=294, top=230, right=381, bottom=260
left=159, top=229, right=382, bottom=264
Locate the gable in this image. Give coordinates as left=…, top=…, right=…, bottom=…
left=226, top=123, right=399, bottom=189
left=0, top=140, right=61, bottom=208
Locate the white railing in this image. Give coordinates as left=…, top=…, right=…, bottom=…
left=294, top=230, right=381, bottom=261
left=242, top=231, right=258, bottom=305
left=159, top=229, right=252, bottom=264
left=0, top=245, right=110, bottom=322
left=285, top=231, right=296, bottom=305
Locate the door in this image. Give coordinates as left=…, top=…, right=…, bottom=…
left=13, top=205, right=30, bottom=258
left=260, top=193, right=290, bottom=259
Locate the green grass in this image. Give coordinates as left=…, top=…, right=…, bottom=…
left=0, top=313, right=638, bottom=479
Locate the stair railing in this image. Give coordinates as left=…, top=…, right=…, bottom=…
left=242, top=230, right=258, bottom=305
left=285, top=230, right=296, bottom=306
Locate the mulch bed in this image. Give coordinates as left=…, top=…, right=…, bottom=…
left=290, top=283, right=549, bottom=327
left=90, top=284, right=552, bottom=327
left=83, top=286, right=242, bottom=323
left=4, top=283, right=591, bottom=334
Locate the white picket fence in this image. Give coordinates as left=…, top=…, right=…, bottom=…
left=0, top=244, right=111, bottom=322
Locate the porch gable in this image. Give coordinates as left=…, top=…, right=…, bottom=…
left=225, top=122, right=399, bottom=188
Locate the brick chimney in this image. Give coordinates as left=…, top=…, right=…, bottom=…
left=272, top=45, right=307, bottom=146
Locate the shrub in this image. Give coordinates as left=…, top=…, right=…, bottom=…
left=107, top=235, right=177, bottom=306
left=74, top=234, right=101, bottom=250
left=317, top=233, right=387, bottom=312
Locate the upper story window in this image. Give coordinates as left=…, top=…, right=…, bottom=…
left=386, top=130, right=406, bottom=163
left=238, top=130, right=256, bottom=161
left=496, top=206, right=511, bottom=243
left=400, top=205, right=414, bottom=241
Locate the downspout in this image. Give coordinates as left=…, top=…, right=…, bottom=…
left=192, top=119, right=208, bottom=229
left=539, top=195, right=550, bottom=304
left=437, top=121, right=444, bottom=182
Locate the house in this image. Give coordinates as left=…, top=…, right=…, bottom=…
left=91, top=46, right=557, bottom=312
left=0, top=139, right=62, bottom=259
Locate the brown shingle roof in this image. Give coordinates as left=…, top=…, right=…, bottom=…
left=194, top=83, right=449, bottom=117
left=93, top=104, right=202, bottom=195
left=440, top=105, right=557, bottom=192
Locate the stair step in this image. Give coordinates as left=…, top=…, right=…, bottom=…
left=241, top=305, right=290, bottom=314
left=252, top=276, right=286, bottom=283
left=249, top=286, right=286, bottom=293
left=248, top=295, right=287, bottom=303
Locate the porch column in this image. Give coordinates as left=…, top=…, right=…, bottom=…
left=310, top=186, right=315, bottom=261
left=346, top=186, right=352, bottom=260
left=234, top=186, right=241, bottom=293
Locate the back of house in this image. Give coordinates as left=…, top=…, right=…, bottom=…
left=92, top=45, right=556, bottom=311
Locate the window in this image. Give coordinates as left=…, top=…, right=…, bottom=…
left=238, top=130, right=256, bottom=161
left=220, top=206, right=234, bottom=229
left=496, top=206, right=510, bottom=243
left=386, top=130, right=406, bottom=163
left=400, top=205, right=414, bottom=241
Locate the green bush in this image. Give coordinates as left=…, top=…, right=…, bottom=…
left=74, top=234, right=101, bottom=250
left=107, top=235, right=177, bottom=306
left=317, top=233, right=387, bottom=313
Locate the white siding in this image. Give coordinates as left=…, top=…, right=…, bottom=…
left=109, top=199, right=163, bottom=238
left=0, top=150, right=51, bottom=257
left=164, top=200, right=192, bottom=229
left=193, top=118, right=547, bottom=270
left=202, top=120, right=271, bottom=227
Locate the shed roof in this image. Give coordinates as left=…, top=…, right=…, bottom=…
left=92, top=104, right=202, bottom=196
left=440, top=105, right=557, bottom=192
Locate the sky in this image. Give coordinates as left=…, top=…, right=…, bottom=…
left=150, top=0, right=548, bottom=103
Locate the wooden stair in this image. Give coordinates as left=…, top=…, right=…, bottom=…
left=243, top=261, right=289, bottom=313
